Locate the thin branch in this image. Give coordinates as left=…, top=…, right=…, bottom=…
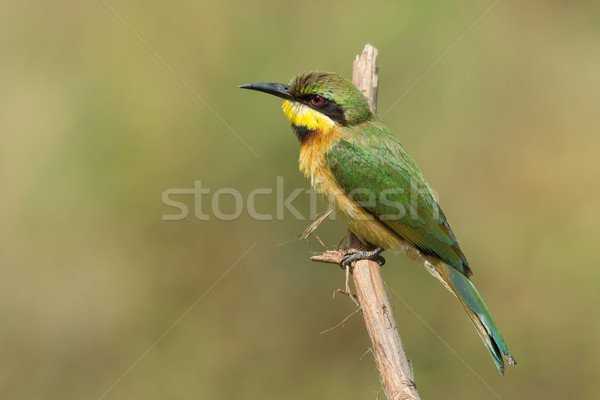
left=299, top=209, right=333, bottom=240
left=312, top=44, right=421, bottom=400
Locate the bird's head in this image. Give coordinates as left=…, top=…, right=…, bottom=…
left=239, top=71, right=373, bottom=141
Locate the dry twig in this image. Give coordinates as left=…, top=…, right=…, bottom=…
left=311, top=44, right=421, bottom=400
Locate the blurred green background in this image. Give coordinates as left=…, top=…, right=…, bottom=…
left=1, top=0, right=599, bottom=399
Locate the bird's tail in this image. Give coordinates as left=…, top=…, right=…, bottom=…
left=433, top=262, right=517, bottom=374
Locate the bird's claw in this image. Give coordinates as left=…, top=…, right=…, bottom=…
left=339, top=247, right=386, bottom=270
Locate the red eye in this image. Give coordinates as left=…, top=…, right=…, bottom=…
left=311, top=95, right=324, bottom=105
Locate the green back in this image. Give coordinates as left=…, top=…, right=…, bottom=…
left=327, top=121, right=472, bottom=277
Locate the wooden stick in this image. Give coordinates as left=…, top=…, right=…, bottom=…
left=313, top=44, right=421, bottom=400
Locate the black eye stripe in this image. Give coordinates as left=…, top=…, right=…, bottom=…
left=302, top=95, right=346, bottom=124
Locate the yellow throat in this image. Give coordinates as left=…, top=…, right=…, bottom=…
left=282, top=100, right=336, bottom=131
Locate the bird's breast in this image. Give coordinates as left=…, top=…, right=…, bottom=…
left=298, top=127, right=341, bottom=193
left=299, top=133, right=408, bottom=250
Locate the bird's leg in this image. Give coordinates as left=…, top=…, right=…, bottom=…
left=340, top=246, right=386, bottom=270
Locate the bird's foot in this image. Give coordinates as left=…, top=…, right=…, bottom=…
left=339, top=246, right=386, bottom=270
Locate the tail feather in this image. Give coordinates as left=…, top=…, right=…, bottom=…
left=434, top=262, right=516, bottom=374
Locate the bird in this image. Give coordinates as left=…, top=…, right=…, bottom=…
left=239, top=71, right=516, bottom=374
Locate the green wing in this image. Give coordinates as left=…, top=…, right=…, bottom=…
left=327, top=121, right=472, bottom=277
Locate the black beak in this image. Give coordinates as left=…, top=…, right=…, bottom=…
left=238, top=82, right=294, bottom=101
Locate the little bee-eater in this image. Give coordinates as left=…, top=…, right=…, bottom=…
left=240, top=71, right=516, bottom=374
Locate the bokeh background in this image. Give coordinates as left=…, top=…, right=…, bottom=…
left=1, top=1, right=599, bottom=399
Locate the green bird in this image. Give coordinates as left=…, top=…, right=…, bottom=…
left=239, top=71, right=516, bottom=374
